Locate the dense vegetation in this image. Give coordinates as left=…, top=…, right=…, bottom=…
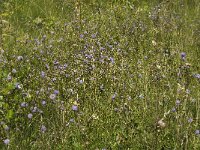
left=0, top=0, right=200, bottom=149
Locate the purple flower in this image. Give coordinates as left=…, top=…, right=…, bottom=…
left=54, top=90, right=59, bottom=95
left=69, top=118, right=74, bottom=122
left=31, top=106, right=38, bottom=113
left=79, top=80, right=83, bottom=84
left=41, top=71, right=45, bottom=78
left=21, top=102, right=28, bottom=107
left=40, top=125, right=47, bottom=133
left=72, top=105, right=78, bottom=111
left=28, top=113, right=33, bottom=119
left=80, top=34, right=84, bottom=38
left=180, top=52, right=186, bottom=60
left=41, top=100, right=46, bottom=105
left=15, top=82, right=22, bottom=89
left=91, top=33, right=96, bottom=39
left=112, top=93, right=117, bottom=100
left=110, top=57, right=115, bottom=64
left=188, top=118, right=193, bottom=123
left=194, top=74, right=200, bottom=79
left=3, top=139, right=10, bottom=145
left=171, top=107, right=176, bottom=112
left=195, top=130, right=200, bottom=135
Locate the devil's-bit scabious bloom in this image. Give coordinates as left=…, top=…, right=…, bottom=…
left=171, top=107, right=176, bottom=112
left=69, top=118, right=74, bottom=123
left=28, top=113, right=33, bottom=119
left=21, top=102, right=28, bottom=107
left=180, top=52, right=186, bottom=60
left=41, top=125, right=47, bottom=133
left=41, top=71, right=45, bottom=78
left=72, top=105, right=78, bottom=111
left=3, top=139, right=10, bottom=145
left=41, top=100, right=46, bottom=106
left=188, top=118, right=193, bottom=123
left=195, top=130, right=200, bottom=135
left=80, top=34, right=84, bottom=38
left=112, top=93, right=117, bottom=100
left=31, top=106, right=38, bottom=113
left=194, top=74, right=200, bottom=79
left=54, top=90, right=59, bottom=95
left=110, top=57, right=114, bottom=64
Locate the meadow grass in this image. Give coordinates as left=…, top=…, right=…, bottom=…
left=0, top=0, right=200, bottom=149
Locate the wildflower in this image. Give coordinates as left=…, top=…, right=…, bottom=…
left=54, top=90, right=59, bottom=95
left=80, top=34, right=84, bottom=38
left=69, top=118, right=74, bottom=123
left=72, top=105, right=78, bottom=111
left=91, top=33, right=96, bottom=39
left=195, top=130, right=200, bottom=135
left=110, top=57, right=115, bottom=64
left=180, top=52, right=186, bottom=60
left=41, top=71, right=45, bottom=78
left=112, top=93, right=117, bottom=100
left=15, top=82, right=22, bottom=89
left=3, top=139, right=10, bottom=145
left=12, top=69, right=17, bottom=73
left=79, top=80, right=83, bottom=84
left=40, top=125, right=47, bottom=133
left=28, top=113, right=33, bottom=119
left=171, top=107, right=176, bottom=112
left=194, top=74, right=200, bottom=79
left=17, top=56, right=23, bottom=61
left=31, top=106, right=38, bottom=113
left=50, top=94, right=56, bottom=100
left=188, top=118, right=193, bottom=123
left=41, top=100, right=46, bottom=105
left=21, top=102, right=28, bottom=107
